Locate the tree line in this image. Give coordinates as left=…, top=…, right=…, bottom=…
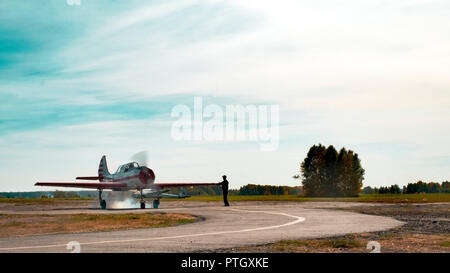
left=0, top=190, right=96, bottom=199
left=166, top=184, right=302, bottom=196
left=363, top=181, right=450, bottom=194
left=235, top=184, right=302, bottom=195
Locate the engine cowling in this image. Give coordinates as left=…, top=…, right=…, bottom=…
left=138, top=167, right=155, bottom=185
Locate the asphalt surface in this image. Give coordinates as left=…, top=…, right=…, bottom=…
left=0, top=201, right=404, bottom=253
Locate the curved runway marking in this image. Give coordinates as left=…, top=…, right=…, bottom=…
left=0, top=209, right=305, bottom=251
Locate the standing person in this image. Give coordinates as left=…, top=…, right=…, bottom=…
left=218, top=175, right=230, bottom=206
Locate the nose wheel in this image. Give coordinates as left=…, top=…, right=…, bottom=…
left=99, top=190, right=106, bottom=210
left=100, top=200, right=107, bottom=210
left=139, top=188, right=146, bottom=209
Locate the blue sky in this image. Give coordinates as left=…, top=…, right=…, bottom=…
left=1, top=0, right=449, bottom=191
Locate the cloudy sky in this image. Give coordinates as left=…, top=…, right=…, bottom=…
left=1, top=0, right=449, bottom=191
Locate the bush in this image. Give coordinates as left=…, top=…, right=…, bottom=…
left=54, top=190, right=67, bottom=198
left=362, top=186, right=375, bottom=194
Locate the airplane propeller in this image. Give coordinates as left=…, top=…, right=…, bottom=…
left=130, top=151, right=148, bottom=167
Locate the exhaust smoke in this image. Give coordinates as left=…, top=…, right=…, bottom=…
left=104, top=191, right=140, bottom=209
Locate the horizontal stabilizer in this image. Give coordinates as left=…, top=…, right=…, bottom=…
left=162, top=192, right=186, bottom=198
left=76, top=176, right=100, bottom=180
left=137, top=192, right=190, bottom=199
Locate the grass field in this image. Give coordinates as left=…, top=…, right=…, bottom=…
left=0, top=212, right=197, bottom=237
left=166, top=193, right=450, bottom=203
left=0, top=193, right=449, bottom=205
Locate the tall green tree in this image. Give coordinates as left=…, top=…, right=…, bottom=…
left=301, top=144, right=327, bottom=196
left=301, top=144, right=364, bottom=197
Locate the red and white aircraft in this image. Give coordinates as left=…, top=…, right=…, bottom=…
left=35, top=155, right=218, bottom=209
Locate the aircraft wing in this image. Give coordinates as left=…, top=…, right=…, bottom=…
left=154, top=182, right=218, bottom=188
left=35, top=182, right=127, bottom=189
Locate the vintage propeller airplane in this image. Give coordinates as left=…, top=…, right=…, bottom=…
left=35, top=155, right=218, bottom=209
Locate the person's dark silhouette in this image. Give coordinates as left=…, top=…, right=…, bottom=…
left=218, top=175, right=230, bottom=206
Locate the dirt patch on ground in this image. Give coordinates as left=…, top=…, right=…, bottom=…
left=0, top=213, right=198, bottom=238
left=343, top=203, right=449, bottom=234
left=224, top=233, right=449, bottom=253
left=0, top=199, right=94, bottom=212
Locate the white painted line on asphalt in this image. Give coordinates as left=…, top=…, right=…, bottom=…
left=0, top=209, right=305, bottom=251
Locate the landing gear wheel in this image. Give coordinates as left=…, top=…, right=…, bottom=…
left=140, top=201, right=146, bottom=209
left=153, top=199, right=160, bottom=209
left=100, top=200, right=107, bottom=210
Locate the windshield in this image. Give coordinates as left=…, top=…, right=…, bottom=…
left=115, top=162, right=140, bottom=173
left=115, top=165, right=124, bottom=174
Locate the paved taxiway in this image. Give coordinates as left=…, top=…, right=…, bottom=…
left=0, top=201, right=403, bottom=252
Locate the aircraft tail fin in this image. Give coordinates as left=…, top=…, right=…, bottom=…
left=98, top=155, right=110, bottom=181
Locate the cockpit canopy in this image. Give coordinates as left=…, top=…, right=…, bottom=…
left=115, top=162, right=140, bottom=173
